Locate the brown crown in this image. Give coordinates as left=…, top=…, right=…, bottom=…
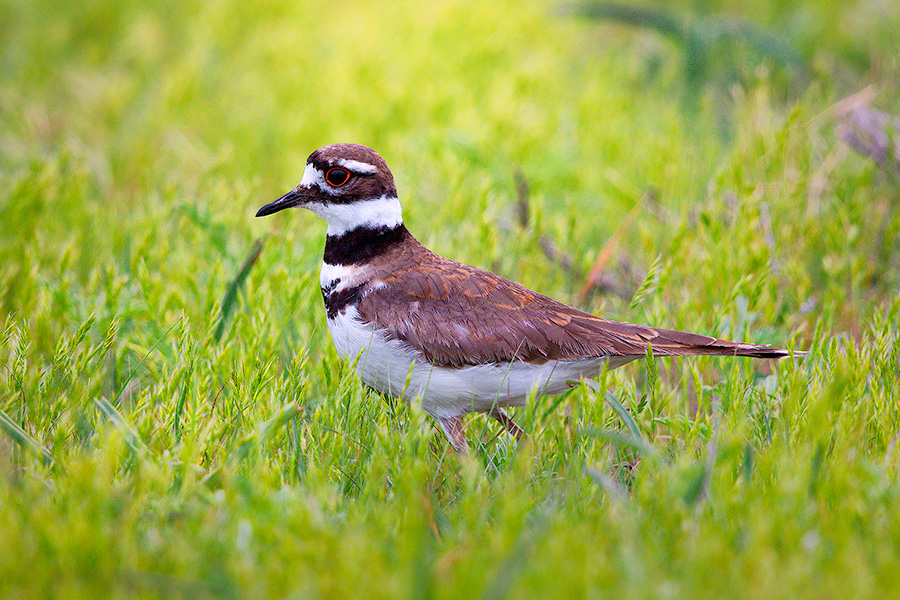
left=307, top=144, right=398, bottom=203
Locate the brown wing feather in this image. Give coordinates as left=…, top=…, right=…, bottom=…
left=357, top=242, right=788, bottom=367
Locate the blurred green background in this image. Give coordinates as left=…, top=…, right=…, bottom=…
left=2, top=0, right=900, bottom=598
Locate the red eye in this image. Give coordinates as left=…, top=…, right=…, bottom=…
left=325, top=167, right=351, bottom=187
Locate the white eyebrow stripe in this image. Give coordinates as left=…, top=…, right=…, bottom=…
left=336, top=159, right=377, bottom=174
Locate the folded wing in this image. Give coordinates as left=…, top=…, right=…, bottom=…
left=357, top=250, right=788, bottom=368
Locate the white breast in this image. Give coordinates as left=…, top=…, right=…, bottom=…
left=326, top=307, right=635, bottom=419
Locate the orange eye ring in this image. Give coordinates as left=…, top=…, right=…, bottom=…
left=325, top=167, right=351, bottom=187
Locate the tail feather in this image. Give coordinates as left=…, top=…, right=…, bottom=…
left=644, top=328, right=797, bottom=359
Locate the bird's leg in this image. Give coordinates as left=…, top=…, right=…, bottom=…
left=438, top=416, right=469, bottom=455
left=488, top=407, right=530, bottom=443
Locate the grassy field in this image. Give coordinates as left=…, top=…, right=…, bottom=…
left=2, top=0, right=900, bottom=597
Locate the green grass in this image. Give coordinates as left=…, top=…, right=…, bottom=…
left=2, top=0, right=900, bottom=597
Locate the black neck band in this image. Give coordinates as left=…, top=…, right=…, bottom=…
left=323, top=224, right=409, bottom=266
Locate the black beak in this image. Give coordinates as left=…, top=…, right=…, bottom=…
left=255, top=187, right=310, bottom=217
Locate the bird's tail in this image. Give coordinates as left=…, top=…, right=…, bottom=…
left=644, top=328, right=802, bottom=359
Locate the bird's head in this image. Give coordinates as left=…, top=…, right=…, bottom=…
left=256, top=143, right=402, bottom=236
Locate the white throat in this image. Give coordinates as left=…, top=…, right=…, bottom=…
left=306, top=195, right=404, bottom=237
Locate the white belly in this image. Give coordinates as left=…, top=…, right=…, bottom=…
left=326, top=307, right=635, bottom=419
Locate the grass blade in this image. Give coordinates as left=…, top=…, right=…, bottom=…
left=0, top=409, right=56, bottom=467
left=580, top=427, right=656, bottom=456
left=627, top=254, right=662, bottom=313
left=583, top=379, right=644, bottom=443
left=94, top=397, right=147, bottom=457
left=214, top=238, right=265, bottom=342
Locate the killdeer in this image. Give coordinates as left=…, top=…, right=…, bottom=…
left=256, top=143, right=790, bottom=454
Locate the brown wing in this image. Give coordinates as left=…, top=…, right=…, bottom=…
left=357, top=247, right=787, bottom=368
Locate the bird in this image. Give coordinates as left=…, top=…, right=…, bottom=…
left=256, top=143, right=791, bottom=454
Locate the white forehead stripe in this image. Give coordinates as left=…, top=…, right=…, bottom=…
left=299, top=162, right=325, bottom=187
left=336, top=159, right=377, bottom=174
left=304, top=195, right=403, bottom=237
